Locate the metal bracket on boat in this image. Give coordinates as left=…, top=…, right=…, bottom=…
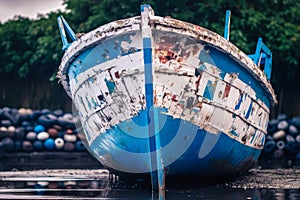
left=141, top=4, right=165, bottom=199
left=248, top=38, right=272, bottom=80
left=223, top=10, right=272, bottom=80
left=57, top=16, right=76, bottom=51
left=224, top=10, right=231, bottom=40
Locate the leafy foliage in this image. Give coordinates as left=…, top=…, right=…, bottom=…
left=0, top=0, right=299, bottom=87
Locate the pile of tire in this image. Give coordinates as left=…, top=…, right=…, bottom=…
left=262, top=113, right=300, bottom=164
left=0, top=107, right=86, bottom=157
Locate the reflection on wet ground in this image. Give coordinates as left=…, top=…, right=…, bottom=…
left=0, top=168, right=300, bottom=199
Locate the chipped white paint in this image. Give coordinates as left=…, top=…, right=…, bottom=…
left=150, top=17, right=276, bottom=105
left=153, top=60, right=269, bottom=148
left=57, top=16, right=142, bottom=97
left=58, top=10, right=276, bottom=150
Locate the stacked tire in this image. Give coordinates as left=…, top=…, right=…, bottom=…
left=263, top=113, right=300, bottom=164
left=0, top=107, right=86, bottom=157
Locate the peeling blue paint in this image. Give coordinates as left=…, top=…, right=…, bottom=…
left=88, top=77, right=94, bottom=83
left=245, top=102, right=253, bottom=119
left=85, top=96, right=92, bottom=110
left=58, top=4, right=275, bottom=181
left=90, top=114, right=261, bottom=176
left=234, top=94, right=242, bottom=110
left=205, top=47, right=271, bottom=108
left=91, top=97, right=97, bottom=107
left=104, top=78, right=115, bottom=93
left=68, top=33, right=140, bottom=77
left=250, top=131, right=257, bottom=144
left=199, top=46, right=216, bottom=66
left=230, top=128, right=239, bottom=137
left=203, top=80, right=216, bottom=100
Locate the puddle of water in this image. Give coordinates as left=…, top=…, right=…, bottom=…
left=166, top=187, right=300, bottom=200
left=0, top=168, right=299, bottom=199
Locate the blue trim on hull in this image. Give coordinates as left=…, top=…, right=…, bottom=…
left=59, top=6, right=276, bottom=183
left=202, top=46, right=271, bottom=107
left=166, top=130, right=260, bottom=178
left=65, top=27, right=270, bottom=179
left=68, top=39, right=272, bottom=109
left=89, top=108, right=261, bottom=178
left=68, top=32, right=141, bottom=81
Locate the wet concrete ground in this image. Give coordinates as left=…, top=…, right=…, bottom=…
left=227, top=168, right=300, bottom=189
left=0, top=167, right=299, bottom=199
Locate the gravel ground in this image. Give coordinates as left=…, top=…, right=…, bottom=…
left=0, top=168, right=300, bottom=199
left=0, top=169, right=111, bottom=181
left=226, top=168, right=300, bottom=189
left=0, top=168, right=299, bottom=189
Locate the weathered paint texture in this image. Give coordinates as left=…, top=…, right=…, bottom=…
left=58, top=6, right=276, bottom=177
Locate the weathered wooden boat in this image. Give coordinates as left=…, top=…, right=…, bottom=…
left=57, top=5, right=276, bottom=182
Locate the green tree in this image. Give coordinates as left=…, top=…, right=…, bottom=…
left=61, top=0, right=300, bottom=115
left=0, top=12, right=64, bottom=78
left=0, top=0, right=300, bottom=114
left=0, top=17, right=32, bottom=77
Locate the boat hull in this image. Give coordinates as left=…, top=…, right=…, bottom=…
left=82, top=109, right=261, bottom=179
left=58, top=6, right=276, bottom=179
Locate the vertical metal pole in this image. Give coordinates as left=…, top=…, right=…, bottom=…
left=57, top=16, right=69, bottom=50
left=60, top=16, right=76, bottom=42
left=224, top=10, right=231, bottom=40
left=57, top=16, right=77, bottom=51
left=141, top=4, right=165, bottom=199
